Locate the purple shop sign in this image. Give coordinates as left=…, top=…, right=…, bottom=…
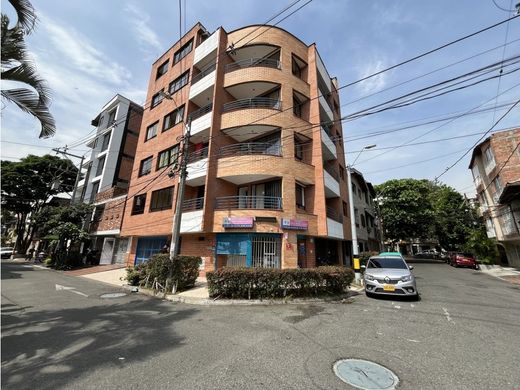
left=223, top=216, right=254, bottom=228
left=281, top=218, right=308, bottom=230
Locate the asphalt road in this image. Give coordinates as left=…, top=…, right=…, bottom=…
left=2, top=260, right=520, bottom=390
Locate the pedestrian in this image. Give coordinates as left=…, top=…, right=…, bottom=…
left=26, top=248, right=34, bottom=261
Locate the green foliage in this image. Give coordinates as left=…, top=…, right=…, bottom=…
left=375, top=179, right=477, bottom=249
left=1, top=0, right=56, bottom=138
left=464, top=228, right=499, bottom=264
left=206, top=266, right=354, bottom=300
left=49, top=251, right=83, bottom=270
left=375, top=179, right=434, bottom=241
left=127, top=254, right=202, bottom=292
left=1, top=155, right=78, bottom=253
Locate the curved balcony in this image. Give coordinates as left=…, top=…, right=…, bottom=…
left=222, top=97, right=281, bottom=112
left=225, top=58, right=280, bottom=73
left=219, top=142, right=281, bottom=158
left=215, top=196, right=282, bottom=210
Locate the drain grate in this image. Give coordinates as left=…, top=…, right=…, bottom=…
left=333, top=359, right=399, bottom=390
left=100, top=292, right=127, bottom=299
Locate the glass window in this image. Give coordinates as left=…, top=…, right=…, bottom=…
left=494, top=176, right=503, bottom=193
left=157, top=145, right=179, bottom=169
left=101, top=131, right=111, bottom=152
left=95, top=156, right=105, bottom=176
left=361, top=214, right=366, bottom=228
left=163, top=105, right=185, bottom=131
left=174, top=39, right=193, bottom=64
left=151, top=91, right=163, bottom=108
left=295, top=183, right=305, bottom=209
left=352, top=183, right=357, bottom=194
left=145, top=122, right=158, bottom=141
left=139, top=156, right=153, bottom=177
left=132, top=194, right=147, bottom=215
left=367, top=257, right=408, bottom=269
left=168, top=71, right=190, bottom=94
left=293, top=94, right=303, bottom=118
left=484, top=147, right=495, bottom=163
left=343, top=201, right=348, bottom=217
left=156, top=59, right=169, bottom=79
left=107, top=109, right=117, bottom=125
left=150, top=186, right=174, bottom=212
left=90, top=181, right=100, bottom=203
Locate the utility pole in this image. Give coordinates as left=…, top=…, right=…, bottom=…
left=170, top=117, right=192, bottom=259
left=52, top=148, right=85, bottom=204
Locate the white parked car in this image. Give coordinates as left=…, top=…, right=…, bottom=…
left=1, top=247, right=14, bottom=259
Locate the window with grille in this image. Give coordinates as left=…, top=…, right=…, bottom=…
left=139, top=156, right=153, bottom=177
left=174, top=39, right=193, bottom=63
left=146, top=121, right=158, bottom=141
left=163, top=106, right=185, bottom=131
left=157, top=145, right=179, bottom=169
left=169, top=72, right=190, bottom=95
left=132, top=194, right=147, bottom=215
left=150, top=186, right=174, bottom=212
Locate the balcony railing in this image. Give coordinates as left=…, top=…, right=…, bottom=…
left=189, top=103, right=213, bottom=121
left=182, top=197, right=204, bottom=212
left=215, top=196, right=282, bottom=210
left=222, top=97, right=281, bottom=112
left=324, top=165, right=339, bottom=181
left=219, top=142, right=282, bottom=158
left=187, top=147, right=209, bottom=164
left=225, top=58, right=281, bottom=73
left=326, top=206, right=343, bottom=223
left=191, top=63, right=216, bottom=85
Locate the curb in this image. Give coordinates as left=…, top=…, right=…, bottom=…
left=125, top=285, right=362, bottom=306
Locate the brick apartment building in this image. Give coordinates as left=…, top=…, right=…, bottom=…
left=120, top=23, right=353, bottom=273
left=469, top=128, right=520, bottom=267
left=76, top=94, right=143, bottom=264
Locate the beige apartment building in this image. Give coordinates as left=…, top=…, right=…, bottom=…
left=469, top=128, right=520, bottom=267
left=120, top=23, right=353, bottom=274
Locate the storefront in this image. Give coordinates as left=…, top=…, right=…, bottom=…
left=216, top=233, right=282, bottom=269
left=134, top=236, right=168, bottom=265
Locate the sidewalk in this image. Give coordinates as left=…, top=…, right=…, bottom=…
left=479, top=264, right=520, bottom=285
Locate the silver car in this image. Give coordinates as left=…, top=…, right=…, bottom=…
left=363, top=256, right=418, bottom=298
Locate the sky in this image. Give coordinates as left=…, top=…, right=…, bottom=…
left=1, top=0, right=519, bottom=197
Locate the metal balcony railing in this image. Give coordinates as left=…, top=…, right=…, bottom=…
left=324, top=165, right=339, bottom=181
left=182, top=197, right=204, bottom=212
left=189, top=103, right=213, bottom=121
left=225, top=58, right=281, bottom=73
left=326, top=206, right=343, bottom=223
left=191, top=63, right=216, bottom=85
left=187, top=147, right=209, bottom=164
left=219, top=142, right=282, bottom=158
left=222, top=97, right=281, bottom=112
left=215, top=196, right=283, bottom=210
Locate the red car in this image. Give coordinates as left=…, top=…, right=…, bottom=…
left=450, top=252, right=478, bottom=269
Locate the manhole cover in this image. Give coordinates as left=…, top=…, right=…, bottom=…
left=100, top=292, right=127, bottom=299
left=333, top=359, right=399, bottom=390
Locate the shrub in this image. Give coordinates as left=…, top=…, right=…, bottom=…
left=129, top=254, right=202, bottom=292
left=206, top=266, right=354, bottom=300
left=50, top=251, right=83, bottom=270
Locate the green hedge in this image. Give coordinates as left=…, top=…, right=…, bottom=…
left=206, top=266, right=354, bottom=299
left=125, top=254, right=202, bottom=292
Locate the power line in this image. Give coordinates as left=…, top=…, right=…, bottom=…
left=480, top=140, right=520, bottom=195
left=434, top=99, right=520, bottom=181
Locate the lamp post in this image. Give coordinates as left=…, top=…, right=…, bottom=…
left=346, top=144, right=376, bottom=283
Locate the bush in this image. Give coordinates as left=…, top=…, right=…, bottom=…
left=50, top=251, right=83, bottom=270
left=126, top=254, right=202, bottom=292
left=206, top=266, right=354, bottom=300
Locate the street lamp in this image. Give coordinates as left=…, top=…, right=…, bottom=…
left=346, top=144, right=376, bottom=283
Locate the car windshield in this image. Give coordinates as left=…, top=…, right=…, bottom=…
left=462, top=253, right=474, bottom=258
left=367, top=257, right=408, bottom=269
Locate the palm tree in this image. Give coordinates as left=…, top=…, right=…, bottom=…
left=1, top=0, right=56, bottom=138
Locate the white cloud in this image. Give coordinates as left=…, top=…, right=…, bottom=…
left=39, top=14, right=131, bottom=85
left=124, top=4, right=163, bottom=56
left=357, top=59, right=388, bottom=94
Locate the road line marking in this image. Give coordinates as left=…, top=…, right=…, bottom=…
left=405, top=338, right=420, bottom=343
left=33, top=265, right=49, bottom=270
left=71, top=290, right=89, bottom=297
left=442, top=307, right=452, bottom=322
left=55, top=284, right=89, bottom=298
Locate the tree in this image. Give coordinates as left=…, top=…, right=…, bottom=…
left=429, top=184, right=475, bottom=250
left=1, top=0, right=56, bottom=138
left=1, top=155, right=77, bottom=253
left=375, top=179, right=434, bottom=243
left=464, top=228, right=499, bottom=264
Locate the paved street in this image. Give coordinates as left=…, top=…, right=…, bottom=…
left=2, top=260, right=520, bottom=390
